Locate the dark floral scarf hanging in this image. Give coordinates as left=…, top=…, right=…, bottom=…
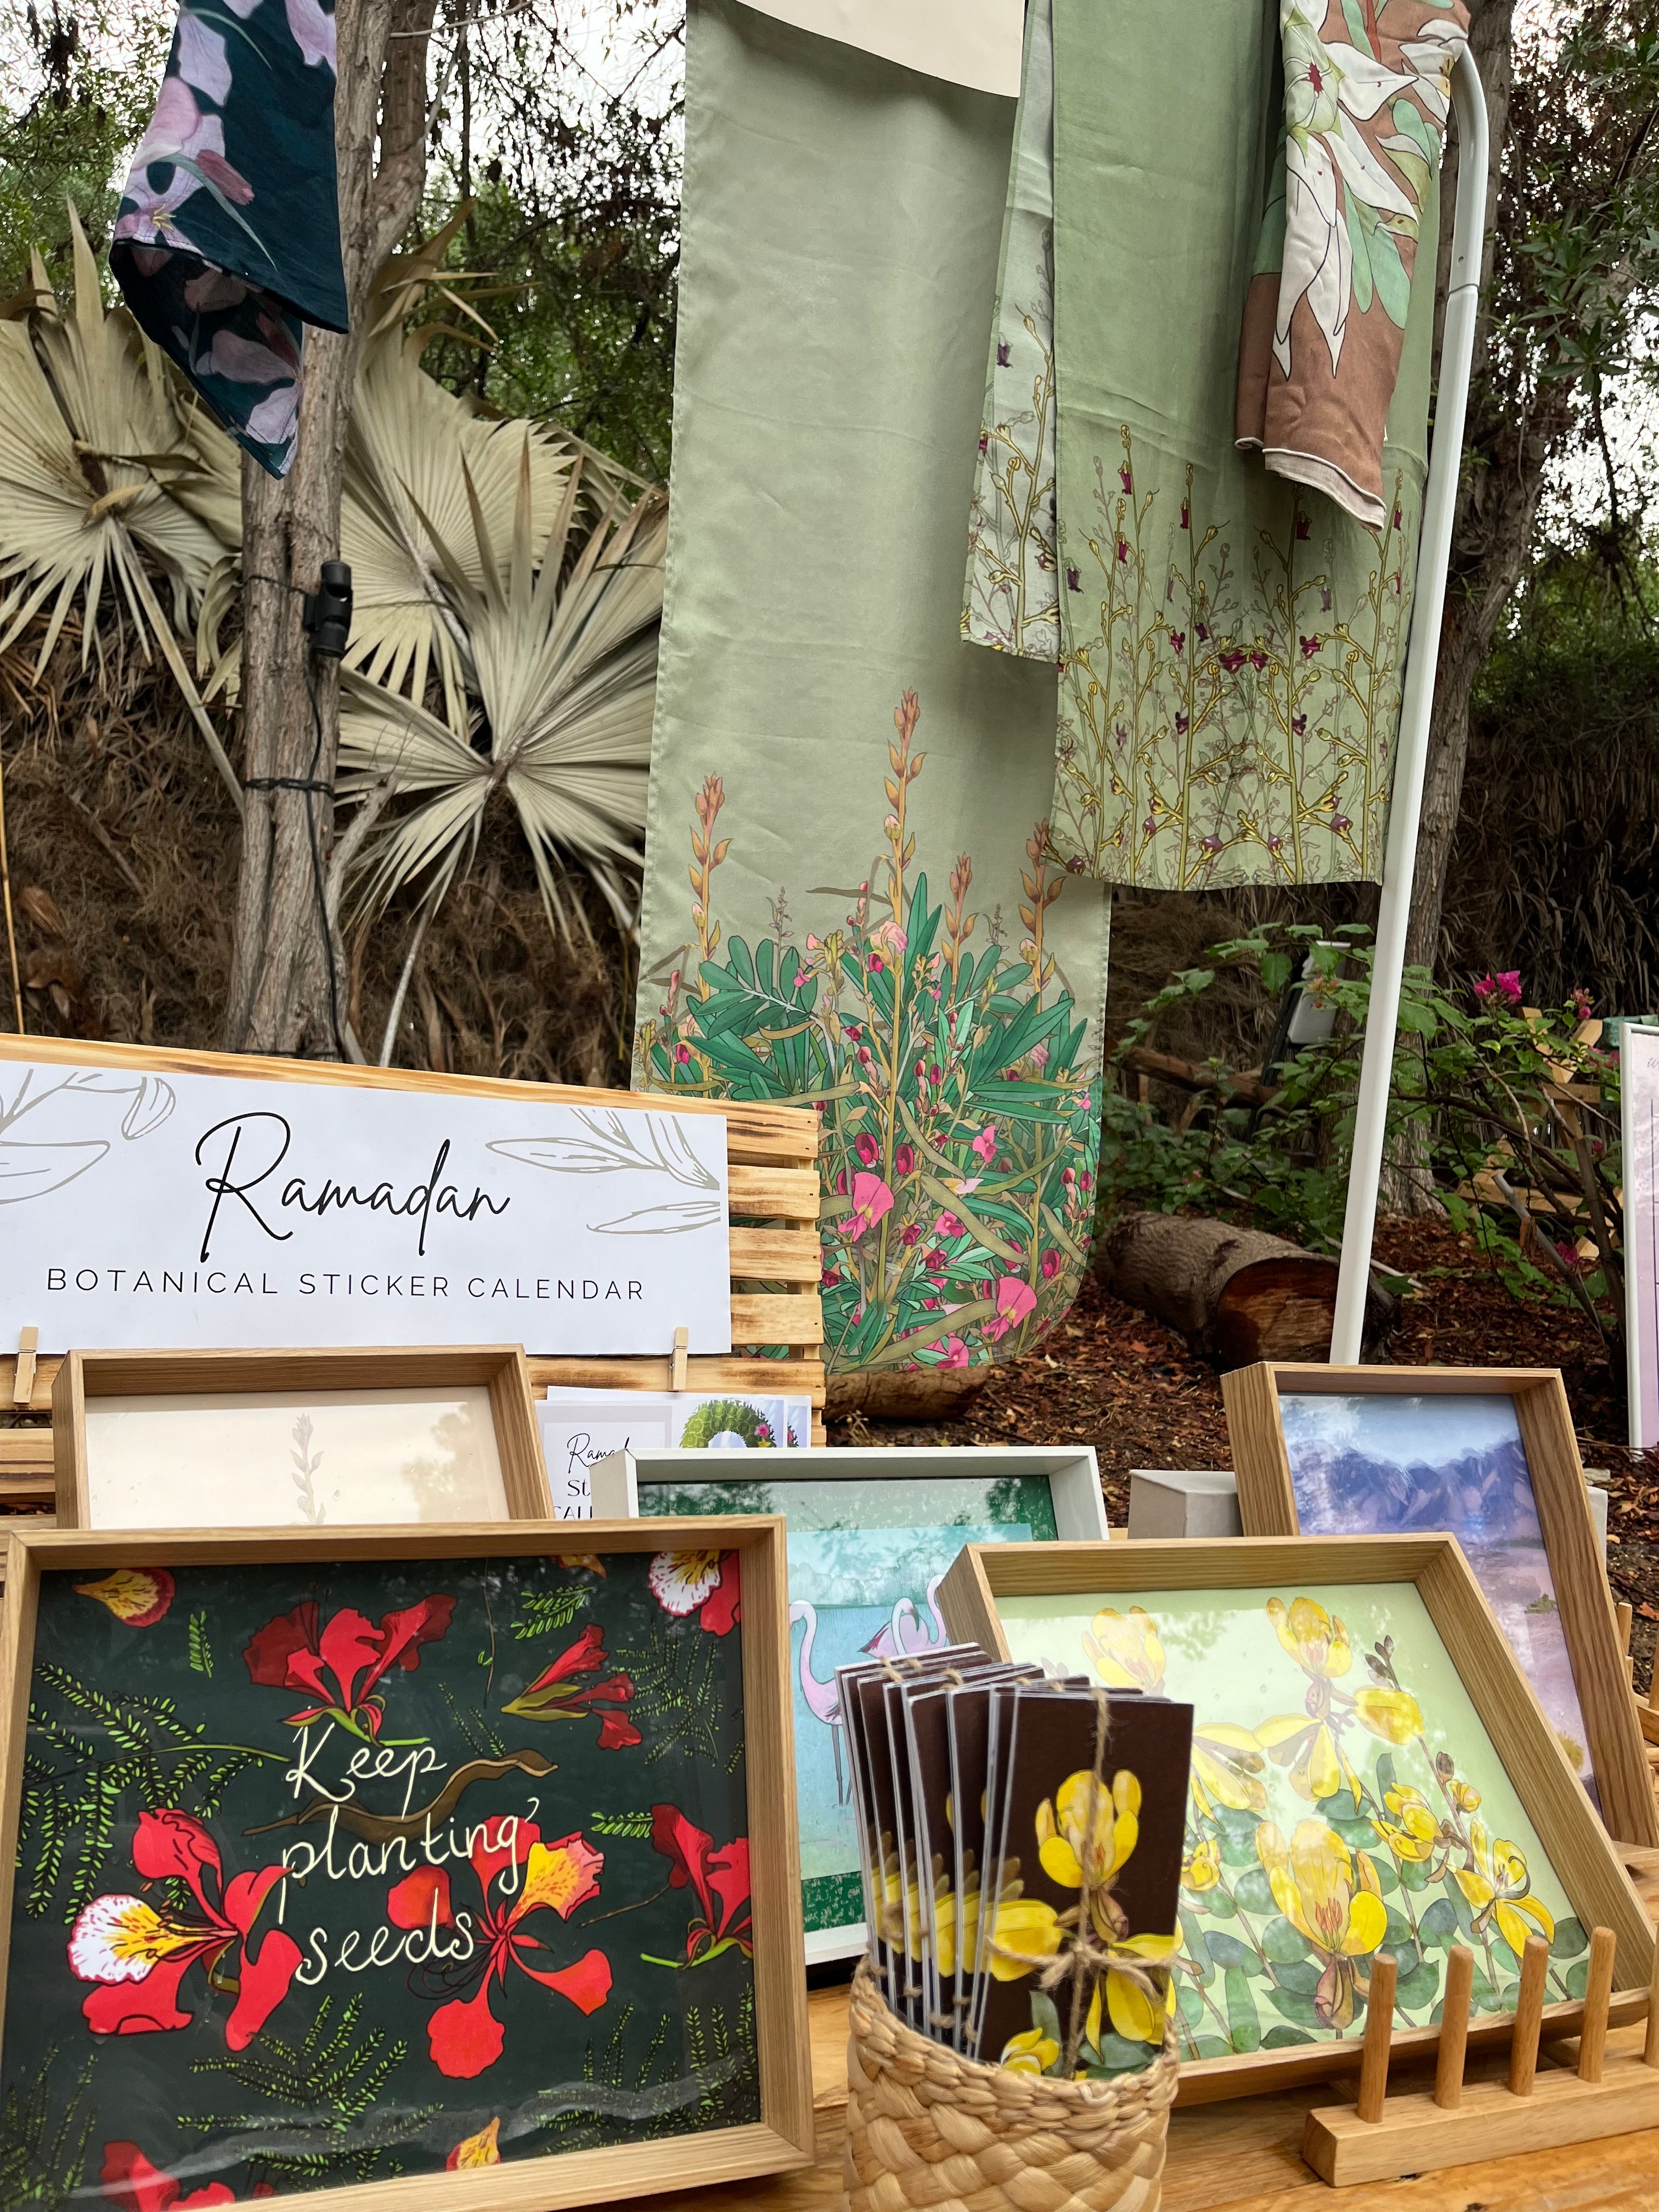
left=109, top=0, right=349, bottom=478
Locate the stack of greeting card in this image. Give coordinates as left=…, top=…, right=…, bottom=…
left=837, top=1648, right=1192, bottom=2079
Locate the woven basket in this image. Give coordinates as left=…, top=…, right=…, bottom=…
left=842, top=1963, right=1178, bottom=2212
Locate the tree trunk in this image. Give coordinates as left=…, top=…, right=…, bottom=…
left=1096, top=1212, right=1396, bottom=1367
left=1403, top=0, right=1531, bottom=976
left=224, top=0, right=436, bottom=1057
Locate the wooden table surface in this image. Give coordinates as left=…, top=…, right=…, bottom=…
left=645, top=1979, right=1659, bottom=2212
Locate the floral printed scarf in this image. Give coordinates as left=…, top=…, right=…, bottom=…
left=109, top=0, right=348, bottom=478
left=1235, top=0, right=1469, bottom=527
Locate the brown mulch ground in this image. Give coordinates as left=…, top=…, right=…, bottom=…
left=828, top=1218, right=1659, bottom=1695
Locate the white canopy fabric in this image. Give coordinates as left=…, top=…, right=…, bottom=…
left=732, top=0, right=1023, bottom=95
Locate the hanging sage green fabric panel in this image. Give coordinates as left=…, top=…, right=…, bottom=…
left=1040, top=0, right=1437, bottom=889
left=633, top=0, right=1110, bottom=1378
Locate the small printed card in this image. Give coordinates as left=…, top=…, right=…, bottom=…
left=974, top=1689, right=1192, bottom=2076
left=540, top=1388, right=813, bottom=1515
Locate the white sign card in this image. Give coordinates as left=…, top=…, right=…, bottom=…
left=1624, top=1023, right=1659, bottom=1447
left=734, top=0, right=1023, bottom=97
left=540, top=1387, right=813, bottom=1517
left=0, top=1053, right=731, bottom=1356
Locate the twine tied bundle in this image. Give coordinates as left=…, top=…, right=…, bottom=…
left=986, top=1687, right=1168, bottom=2077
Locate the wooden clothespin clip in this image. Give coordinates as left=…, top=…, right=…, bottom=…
left=11, top=1327, right=37, bottom=1409
left=670, top=1325, right=689, bottom=1395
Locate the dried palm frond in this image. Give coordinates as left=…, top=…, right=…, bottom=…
left=0, top=208, right=241, bottom=808
left=342, top=331, right=579, bottom=725
left=338, top=442, right=665, bottom=943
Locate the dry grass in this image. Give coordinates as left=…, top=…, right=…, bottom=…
left=0, top=616, right=634, bottom=1082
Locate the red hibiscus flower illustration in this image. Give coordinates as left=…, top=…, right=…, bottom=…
left=387, top=1820, right=611, bottom=2078
left=74, top=1568, right=174, bottom=1626
left=69, top=1809, right=301, bottom=2049
left=644, top=1805, right=752, bottom=1968
left=243, top=1594, right=454, bottom=1740
left=499, top=1622, right=640, bottom=1747
left=647, top=1550, right=741, bottom=1634
left=102, top=2138, right=276, bottom=2207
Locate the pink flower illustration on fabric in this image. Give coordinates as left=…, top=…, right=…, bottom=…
left=286, top=0, right=338, bottom=69
left=244, top=382, right=302, bottom=453
left=131, top=79, right=253, bottom=204
left=68, top=1810, right=301, bottom=2049
left=985, top=1276, right=1037, bottom=1342
left=848, top=1172, right=893, bottom=1239
left=939, top=1336, right=970, bottom=1369
left=970, top=1125, right=997, bottom=1165
left=933, top=1211, right=964, bottom=1242
left=112, top=172, right=202, bottom=252
left=175, top=13, right=232, bottom=102
left=854, top=1132, right=879, bottom=1166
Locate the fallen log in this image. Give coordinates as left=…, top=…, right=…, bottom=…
left=1096, top=1211, right=1396, bottom=1368
left=1118, top=1045, right=1278, bottom=1110
left=825, top=1370, right=989, bottom=1421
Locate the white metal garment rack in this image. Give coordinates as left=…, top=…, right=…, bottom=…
left=1329, top=42, right=1490, bottom=1365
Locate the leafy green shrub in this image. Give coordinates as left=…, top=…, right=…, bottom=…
left=1099, top=925, right=1623, bottom=1350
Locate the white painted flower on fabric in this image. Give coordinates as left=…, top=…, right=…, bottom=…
left=245, top=379, right=302, bottom=453
left=112, top=168, right=201, bottom=252
left=648, top=1550, right=724, bottom=1617
left=66, top=1893, right=192, bottom=1984
left=222, top=0, right=264, bottom=15
left=128, top=76, right=255, bottom=204
left=196, top=325, right=300, bottom=386
left=1276, top=4, right=1436, bottom=375
left=175, top=11, right=232, bottom=103
left=286, top=0, right=338, bottom=71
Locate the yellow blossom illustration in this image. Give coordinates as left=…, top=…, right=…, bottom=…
left=1257, top=1597, right=1423, bottom=1802
left=1256, top=1818, right=1387, bottom=2029
left=1001, top=2023, right=1059, bottom=2073
left=1100, top=1933, right=1179, bottom=2044
left=1182, top=1837, right=1221, bottom=1893
left=1036, top=1768, right=1138, bottom=1937
left=1454, top=1822, right=1554, bottom=1959
left=1190, top=1721, right=1268, bottom=1817
left=1082, top=1606, right=1166, bottom=1692
left=1372, top=1784, right=1438, bottom=1864
left=1448, top=1778, right=1481, bottom=1815
left=986, top=1893, right=1065, bottom=1981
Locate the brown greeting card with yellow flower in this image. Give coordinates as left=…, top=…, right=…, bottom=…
left=992, top=1583, right=1595, bottom=2065
left=973, top=1690, right=1192, bottom=2075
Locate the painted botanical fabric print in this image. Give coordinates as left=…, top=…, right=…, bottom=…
left=636, top=0, right=1111, bottom=1378
left=641, top=1471, right=1059, bottom=1944
left=0, top=1550, right=757, bottom=2195
left=110, top=0, right=349, bottom=476
left=636, top=697, right=1101, bottom=1374
left=963, top=0, right=1058, bottom=659
left=996, top=1583, right=1594, bottom=2063
left=1278, top=1392, right=1598, bottom=1808
left=1237, top=1, right=1469, bottom=527
left=1055, top=444, right=1420, bottom=884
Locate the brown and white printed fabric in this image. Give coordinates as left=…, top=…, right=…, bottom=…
left=1237, top=0, right=1469, bottom=528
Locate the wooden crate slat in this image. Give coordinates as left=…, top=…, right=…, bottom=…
left=731, top=1293, right=823, bottom=1348
left=531, top=1356, right=825, bottom=1406
left=729, top=1167, right=821, bottom=1221
left=728, top=1228, right=822, bottom=1283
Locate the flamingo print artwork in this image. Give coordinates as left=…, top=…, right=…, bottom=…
left=860, top=1573, right=949, bottom=1661
left=790, top=1598, right=848, bottom=1803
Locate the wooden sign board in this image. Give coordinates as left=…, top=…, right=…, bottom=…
left=52, top=1346, right=552, bottom=1530
left=0, top=1038, right=826, bottom=1449
left=0, top=1520, right=811, bottom=2208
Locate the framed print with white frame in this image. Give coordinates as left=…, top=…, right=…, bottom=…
left=53, top=1346, right=554, bottom=1531
left=593, top=1443, right=1107, bottom=1963
left=1224, top=1361, right=1657, bottom=1848
left=0, top=1517, right=811, bottom=2209
left=938, top=1533, right=1655, bottom=2107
